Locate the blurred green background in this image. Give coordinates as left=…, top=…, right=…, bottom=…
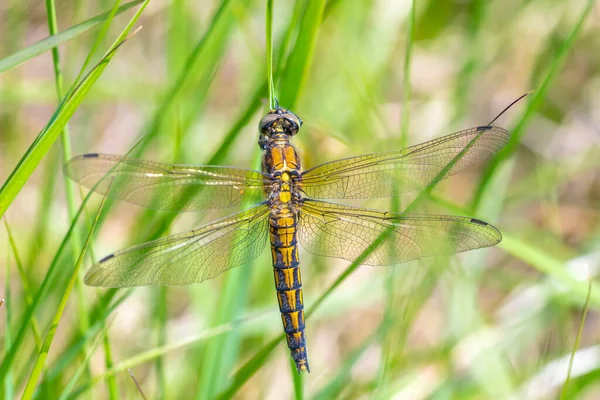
left=1, top=0, right=600, bottom=398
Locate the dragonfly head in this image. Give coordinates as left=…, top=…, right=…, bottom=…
left=258, top=107, right=303, bottom=146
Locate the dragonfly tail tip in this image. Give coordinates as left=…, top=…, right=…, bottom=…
left=296, top=360, right=310, bottom=374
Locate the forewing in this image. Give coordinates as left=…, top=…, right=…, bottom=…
left=65, top=154, right=270, bottom=211
left=301, top=126, right=509, bottom=199
left=298, top=199, right=501, bottom=266
left=84, top=204, right=270, bottom=287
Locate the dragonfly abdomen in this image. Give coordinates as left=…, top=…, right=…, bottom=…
left=269, top=211, right=309, bottom=373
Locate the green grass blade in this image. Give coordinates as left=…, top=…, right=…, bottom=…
left=472, top=0, right=596, bottom=208
left=430, top=193, right=600, bottom=307
left=95, top=311, right=120, bottom=393
left=215, top=337, right=282, bottom=400
left=266, top=0, right=275, bottom=108
left=51, top=0, right=239, bottom=281
left=560, top=273, right=592, bottom=399
left=500, top=233, right=600, bottom=307
left=278, top=0, right=327, bottom=109
left=125, top=0, right=236, bottom=159
left=3, top=238, right=14, bottom=399
left=152, top=3, right=189, bottom=397
left=314, top=333, right=377, bottom=400
left=0, top=187, right=95, bottom=382
left=69, top=0, right=123, bottom=91
left=195, top=152, right=263, bottom=399
left=100, top=0, right=240, bottom=250
left=58, top=321, right=112, bottom=400
left=153, top=287, right=168, bottom=400
left=399, top=0, right=415, bottom=147
left=378, top=0, right=416, bottom=391
left=1, top=9, right=140, bottom=380
left=0, top=0, right=143, bottom=73
left=21, top=184, right=109, bottom=399
left=69, top=314, right=270, bottom=398
left=45, top=0, right=99, bottom=385
left=451, top=0, right=486, bottom=124
left=3, top=219, right=42, bottom=349
left=0, top=1, right=148, bottom=219
left=24, top=148, right=60, bottom=274
left=291, top=357, right=304, bottom=400
left=39, top=290, right=132, bottom=386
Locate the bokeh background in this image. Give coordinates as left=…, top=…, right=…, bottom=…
left=1, top=0, right=600, bottom=398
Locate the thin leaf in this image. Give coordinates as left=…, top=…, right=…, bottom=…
left=0, top=1, right=148, bottom=219
left=278, top=0, right=327, bottom=109
left=21, top=182, right=110, bottom=399
left=266, top=0, right=275, bottom=108
left=68, top=314, right=270, bottom=398
left=472, top=0, right=596, bottom=208
left=560, top=272, right=592, bottom=399
left=3, top=219, right=42, bottom=349
left=3, top=232, right=14, bottom=400
left=0, top=176, right=104, bottom=382
left=58, top=320, right=112, bottom=400
left=500, top=234, right=600, bottom=307
left=0, top=0, right=143, bottom=73
left=314, top=332, right=378, bottom=400
left=291, top=358, right=304, bottom=400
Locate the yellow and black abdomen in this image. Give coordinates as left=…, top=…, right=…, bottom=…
left=269, top=210, right=309, bottom=373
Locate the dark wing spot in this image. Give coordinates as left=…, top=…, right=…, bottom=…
left=476, top=126, right=492, bottom=132
left=470, top=218, right=488, bottom=226
left=99, top=253, right=115, bottom=263
left=83, top=153, right=100, bottom=158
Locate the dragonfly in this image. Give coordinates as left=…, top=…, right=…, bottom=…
left=65, top=106, right=509, bottom=373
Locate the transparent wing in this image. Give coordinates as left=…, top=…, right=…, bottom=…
left=298, top=199, right=501, bottom=266
left=65, top=154, right=270, bottom=211
left=84, top=204, right=270, bottom=287
left=301, top=126, right=509, bottom=199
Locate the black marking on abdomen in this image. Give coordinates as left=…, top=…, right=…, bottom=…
left=83, top=153, right=100, bottom=158
left=476, top=125, right=492, bottom=132
left=273, top=266, right=302, bottom=290
left=271, top=245, right=299, bottom=268
left=276, top=288, right=304, bottom=313
left=281, top=311, right=306, bottom=333
left=286, top=331, right=307, bottom=349
left=269, top=231, right=298, bottom=248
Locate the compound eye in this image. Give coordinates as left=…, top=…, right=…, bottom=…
left=285, top=113, right=301, bottom=130
left=258, top=113, right=278, bottom=132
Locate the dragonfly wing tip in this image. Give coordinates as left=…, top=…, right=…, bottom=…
left=99, top=253, right=115, bottom=263
left=470, top=218, right=488, bottom=226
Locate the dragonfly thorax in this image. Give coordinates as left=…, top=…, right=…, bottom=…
left=268, top=178, right=302, bottom=209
